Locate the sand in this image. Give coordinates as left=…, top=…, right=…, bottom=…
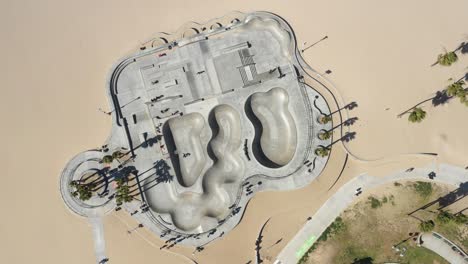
left=1, top=0, right=467, bottom=263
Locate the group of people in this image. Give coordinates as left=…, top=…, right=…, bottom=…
left=244, top=181, right=262, bottom=196
left=304, top=159, right=314, bottom=173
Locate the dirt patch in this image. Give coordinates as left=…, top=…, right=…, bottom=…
left=307, top=241, right=337, bottom=264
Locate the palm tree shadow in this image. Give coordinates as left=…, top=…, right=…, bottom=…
left=407, top=181, right=468, bottom=215
left=153, top=159, right=174, bottom=184
left=457, top=41, right=468, bottom=54
left=346, top=101, right=358, bottom=110
left=342, top=132, right=357, bottom=143
left=432, top=90, right=450, bottom=106
left=343, top=117, right=359, bottom=127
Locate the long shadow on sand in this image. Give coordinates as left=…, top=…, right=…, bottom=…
left=407, top=181, right=468, bottom=217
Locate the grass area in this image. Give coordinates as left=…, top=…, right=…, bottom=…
left=335, top=244, right=375, bottom=263
left=367, top=197, right=382, bottom=209
left=400, top=242, right=449, bottom=264
left=297, top=217, right=347, bottom=264
left=434, top=211, right=468, bottom=250
left=320, top=217, right=347, bottom=242
left=302, top=181, right=466, bottom=264
left=367, top=195, right=395, bottom=209
left=420, top=220, right=435, bottom=232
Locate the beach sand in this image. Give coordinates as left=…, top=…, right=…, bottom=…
left=1, top=0, right=467, bottom=263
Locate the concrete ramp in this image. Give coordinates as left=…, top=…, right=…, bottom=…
left=145, top=104, right=245, bottom=231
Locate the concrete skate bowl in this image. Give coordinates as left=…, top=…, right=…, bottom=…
left=163, top=113, right=207, bottom=188
left=145, top=104, right=245, bottom=232
left=245, top=87, right=298, bottom=168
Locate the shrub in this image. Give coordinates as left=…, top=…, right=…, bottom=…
left=436, top=210, right=453, bottom=224
left=297, top=217, right=347, bottom=263
left=368, top=197, right=382, bottom=209
left=419, top=220, right=435, bottom=232
left=413, top=182, right=433, bottom=198
left=319, top=216, right=346, bottom=242
left=454, top=213, right=467, bottom=224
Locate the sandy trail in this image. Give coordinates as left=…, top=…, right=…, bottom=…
left=1, top=0, right=467, bottom=263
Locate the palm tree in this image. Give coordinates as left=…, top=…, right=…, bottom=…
left=101, top=155, right=114, bottom=164
left=115, top=178, right=134, bottom=205
left=461, top=95, right=468, bottom=107
left=436, top=210, right=453, bottom=224
left=111, top=150, right=125, bottom=165
left=446, top=80, right=465, bottom=97
left=70, top=180, right=95, bottom=201
left=398, top=77, right=467, bottom=117
left=318, top=115, right=332, bottom=124
left=318, top=130, right=332, bottom=140
left=408, top=107, right=426, bottom=123
left=318, top=118, right=358, bottom=142
left=437, top=51, right=458, bottom=66
left=112, top=150, right=124, bottom=159
left=316, top=132, right=357, bottom=158
left=315, top=146, right=330, bottom=157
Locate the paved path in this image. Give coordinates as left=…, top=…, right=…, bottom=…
left=274, top=163, right=467, bottom=264
left=420, top=232, right=468, bottom=263
left=89, top=216, right=107, bottom=263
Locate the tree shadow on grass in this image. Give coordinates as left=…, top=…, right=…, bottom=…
left=352, top=257, right=373, bottom=264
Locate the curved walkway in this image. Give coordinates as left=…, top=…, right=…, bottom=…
left=89, top=216, right=107, bottom=263
left=275, top=163, right=467, bottom=264
left=419, top=232, right=468, bottom=263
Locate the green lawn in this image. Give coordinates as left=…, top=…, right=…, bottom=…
left=400, top=243, right=448, bottom=264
